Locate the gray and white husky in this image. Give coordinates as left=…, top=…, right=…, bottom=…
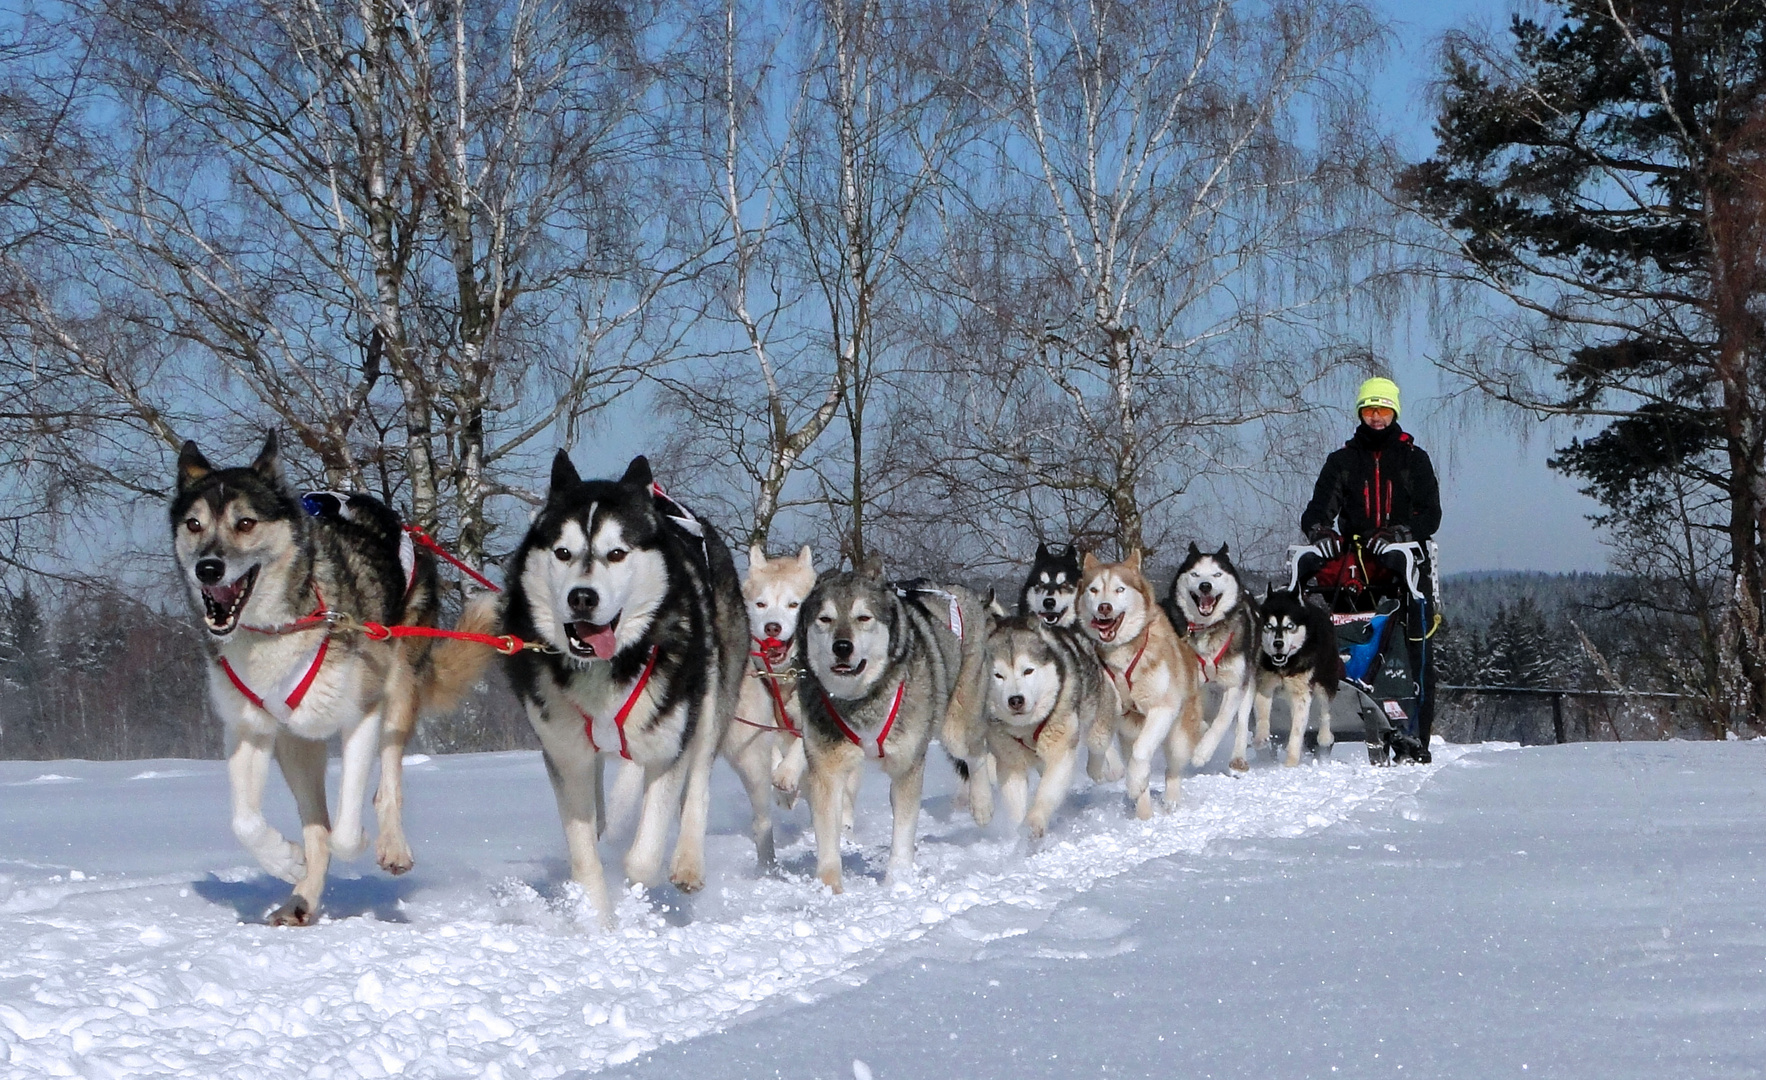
left=1018, top=542, right=1082, bottom=627
left=1253, top=588, right=1342, bottom=766
left=502, top=453, right=746, bottom=926
left=797, top=568, right=986, bottom=891
left=718, top=544, right=816, bottom=867
left=172, top=433, right=495, bottom=925
left=975, top=614, right=1121, bottom=838
left=1166, top=543, right=1257, bottom=773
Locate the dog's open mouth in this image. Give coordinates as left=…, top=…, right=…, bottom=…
left=200, top=566, right=259, bottom=635
left=1037, top=609, right=1065, bottom=626
left=828, top=658, right=867, bottom=677
left=1267, top=649, right=1290, bottom=666
left=564, top=614, right=620, bottom=658
left=1192, top=592, right=1220, bottom=617
left=757, top=637, right=790, bottom=666
left=1091, top=613, right=1124, bottom=642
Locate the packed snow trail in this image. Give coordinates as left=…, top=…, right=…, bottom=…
left=0, top=745, right=1453, bottom=1078
left=613, top=740, right=1766, bottom=1080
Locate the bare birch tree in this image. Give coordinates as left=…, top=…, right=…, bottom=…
left=29, top=0, right=696, bottom=570
left=916, top=0, right=1393, bottom=561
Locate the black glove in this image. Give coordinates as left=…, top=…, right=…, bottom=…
left=1307, top=527, right=1342, bottom=560
left=1368, top=525, right=1413, bottom=556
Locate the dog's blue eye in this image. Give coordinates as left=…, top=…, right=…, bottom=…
left=554, top=547, right=571, bottom=561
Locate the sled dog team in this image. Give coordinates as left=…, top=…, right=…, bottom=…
left=173, top=438, right=1345, bottom=926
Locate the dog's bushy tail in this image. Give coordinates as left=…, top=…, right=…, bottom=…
left=419, top=589, right=504, bottom=713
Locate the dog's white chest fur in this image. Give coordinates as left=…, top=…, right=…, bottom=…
left=210, top=630, right=367, bottom=739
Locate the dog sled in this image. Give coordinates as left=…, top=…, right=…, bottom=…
left=1284, top=538, right=1439, bottom=765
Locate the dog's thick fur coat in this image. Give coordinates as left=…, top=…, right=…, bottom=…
left=501, top=454, right=746, bottom=926
left=718, top=545, right=816, bottom=867
left=797, top=569, right=986, bottom=891
left=1078, top=550, right=1204, bottom=818
left=1167, top=543, right=1258, bottom=773
left=172, top=433, right=494, bottom=925
left=975, top=614, right=1121, bottom=837
left=1253, top=588, right=1342, bottom=765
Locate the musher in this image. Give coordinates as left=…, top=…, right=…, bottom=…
left=1296, top=376, right=1442, bottom=754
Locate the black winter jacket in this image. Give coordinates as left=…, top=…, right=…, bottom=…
left=1300, top=423, right=1441, bottom=543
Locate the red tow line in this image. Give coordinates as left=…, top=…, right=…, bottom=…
left=734, top=641, right=801, bottom=736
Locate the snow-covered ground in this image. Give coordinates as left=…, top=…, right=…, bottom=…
left=1, top=739, right=1761, bottom=1079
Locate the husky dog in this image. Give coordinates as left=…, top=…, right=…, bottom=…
left=172, top=434, right=494, bottom=925
left=1018, top=542, right=1082, bottom=628
left=978, top=614, right=1121, bottom=838
left=1253, top=588, right=1342, bottom=766
left=719, top=544, right=816, bottom=866
left=1078, top=551, right=1204, bottom=819
left=798, top=568, right=985, bottom=891
left=1166, top=543, right=1257, bottom=773
left=502, top=454, right=746, bottom=926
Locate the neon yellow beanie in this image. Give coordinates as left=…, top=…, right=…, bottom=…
left=1355, top=377, right=1400, bottom=418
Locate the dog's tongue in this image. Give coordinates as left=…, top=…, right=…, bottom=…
left=205, top=579, right=242, bottom=607
left=760, top=637, right=789, bottom=663
left=577, top=622, right=619, bottom=657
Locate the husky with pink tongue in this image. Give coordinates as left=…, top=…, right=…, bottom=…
left=502, top=453, right=746, bottom=927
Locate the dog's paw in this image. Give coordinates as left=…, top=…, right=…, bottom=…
left=268, top=895, right=316, bottom=927
left=817, top=867, right=844, bottom=894
left=260, top=842, right=305, bottom=884
left=1229, top=756, right=1249, bottom=773
left=1025, top=817, right=1049, bottom=840
left=1133, top=793, right=1153, bottom=820
left=670, top=867, right=706, bottom=893
left=377, top=833, right=415, bottom=876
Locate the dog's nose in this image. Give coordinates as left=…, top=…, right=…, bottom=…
left=764, top=621, right=782, bottom=638
left=1042, top=596, right=1057, bottom=610
left=567, top=587, right=599, bottom=615
left=1197, top=581, right=1212, bottom=594
left=195, top=558, right=225, bottom=585
left=1007, top=694, right=1025, bottom=711
left=1096, top=602, right=1113, bottom=617
left=832, top=639, right=854, bottom=660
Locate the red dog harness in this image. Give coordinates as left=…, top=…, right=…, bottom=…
left=1010, top=717, right=1052, bottom=754
left=1104, top=633, right=1151, bottom=695
left=220, top=589, right=331, bottom=721
left=1186, top=625, right=1235, bottom=683
left=576, top=646, right=661, bottom=760
left=820, top=681, right=907, bottom=759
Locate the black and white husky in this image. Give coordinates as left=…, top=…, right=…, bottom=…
left=1166, top=543, right=1257, bottom=773
left=797, top=568, right=986, bottom=892
left=172, top=434, right=495, bottom=925
left=502, top=454, right=747, bottom=926
left=976, top=614, right=1121, bottom=838
left=1018, top=542, right=1082, bottom=627
left=1252, top=588, right=1342, bottom=765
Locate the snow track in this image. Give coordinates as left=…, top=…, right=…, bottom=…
left=0, top=747, right=1462, bottom=1078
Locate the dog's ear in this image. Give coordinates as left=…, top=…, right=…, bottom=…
left=549, top=450, right=581, bottom=497
left=748, top=543, right=767, bottom=569
left=1081, top=550, right=1099, bottom=573
left=620, top=455, right=653, bottom=488
left=1126, top=549, right=1143, bottom=572
left=249, top=431, right=280, bottom=479
left=177, top=440, right=212, bottom=492
left=1217, top=543, right=1229, bottom=558
left=798, top=545, right=814, bottom=570
left=1036, top=541, right=1050, bottom=560
left=1263, top=583, right=1273, bottom=603
left=1186, top=541, right=1201, bottom=560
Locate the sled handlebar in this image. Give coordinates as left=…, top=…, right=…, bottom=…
left=1285, top=540, right=1426, bottom=601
